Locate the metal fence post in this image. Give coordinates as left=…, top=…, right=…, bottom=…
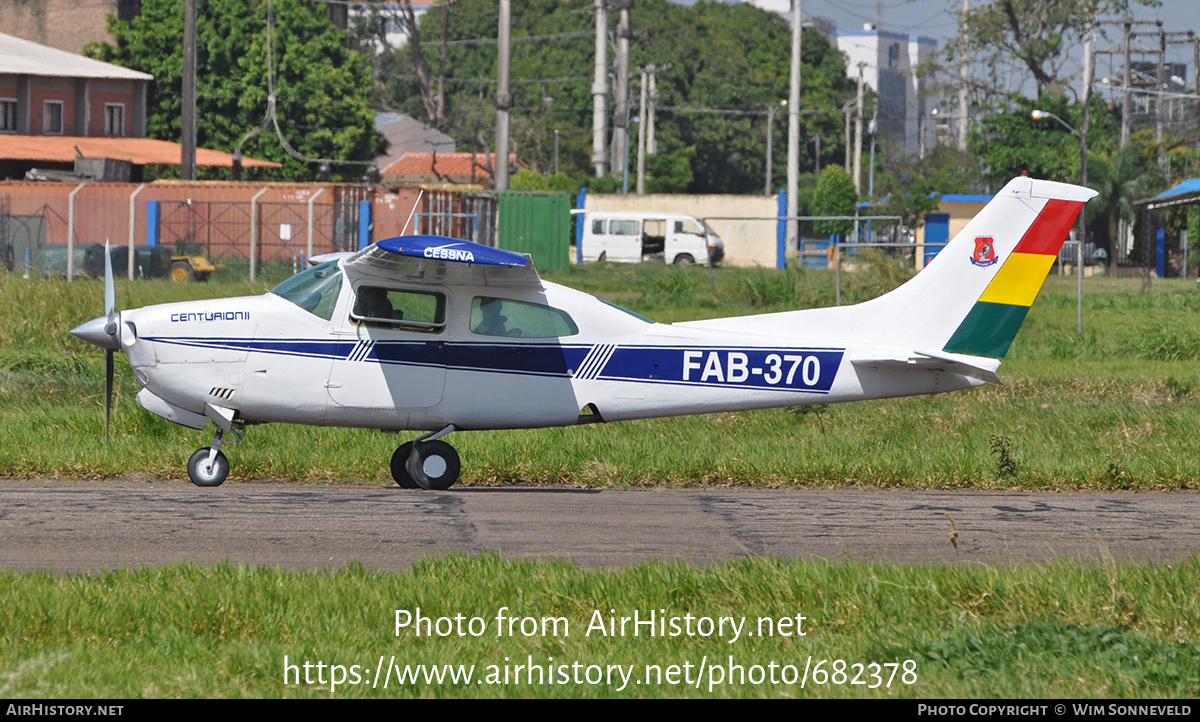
left=128, top=184, right=147, bottom=280
left=249, top=186, right=268, bottom=281
left=308, top=188, right=325, bottom=260
left=66, top=182, right=87, bottom=281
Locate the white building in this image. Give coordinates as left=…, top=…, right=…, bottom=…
left=837, top=25, right=938, bottom=157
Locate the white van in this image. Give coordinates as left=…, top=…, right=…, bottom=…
left=580, top=212, right=724, bottom=267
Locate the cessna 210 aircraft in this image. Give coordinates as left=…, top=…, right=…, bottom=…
left=71, top=175, right=1095, bottom=490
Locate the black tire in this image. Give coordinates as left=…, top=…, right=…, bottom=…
left=170, top=261, right=195, bottom=283
left=390, top=442, right=420, bottom=488
left=672, top=253, right=695, bottom=268
left=187, top=448, right=229, bottom=487
left=597, top=251, right=607, bottom=263
left=404, top=440, right=461, bottom=490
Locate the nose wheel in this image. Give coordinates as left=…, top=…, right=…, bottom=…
left=391, top=426, right=460, bottom=490
left=188, top=448, right=230, bottom=487
left=187, top=424, right=242, bottom=487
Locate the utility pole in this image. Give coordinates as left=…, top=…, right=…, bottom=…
left=1121, top=19, right=1132, bottom=148
left=611, top=2, right=631, bottom=178
left=1080, top=22, right=1093, bottom=334
left=958, top=0, right=969, bottom=151
left=1156, top=23, right=1166, bottom=175
left=636, top=68, right=648, bottom=195
left=765, top=104, right=775, bottom=195
left=853, top=62, right=865, bottom=195
left=181, top=0, right=197, bottom=180
left=647, top=68, right=657, bottom=155
left=591, top=0, right=608, bottom=177
left=495, top=0, right=511, bottom=190
left=786, top=0, right=802, bottom=253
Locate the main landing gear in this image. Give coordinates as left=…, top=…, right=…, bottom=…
left=391, top=424, right=461, bottom=490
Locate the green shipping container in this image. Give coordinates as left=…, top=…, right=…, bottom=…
left=497, top=191, right=571, bottom=272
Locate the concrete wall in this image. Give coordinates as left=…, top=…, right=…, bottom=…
left=0, top=0, right=118, bottom=55
left=584, top=193, right=779, bottom=267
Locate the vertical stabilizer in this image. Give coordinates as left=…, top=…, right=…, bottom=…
left=677, top=176, right=1097, bottom=359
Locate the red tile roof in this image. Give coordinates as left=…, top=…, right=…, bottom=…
left=0, top=135, right=281, bottom=168
left=381, top=151, right=517, bottom=183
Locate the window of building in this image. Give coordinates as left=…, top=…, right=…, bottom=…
left=43, top=101, right=63, bottom=134
left=105, top=104, right=125, bottom=137
left=0, top=99, right=16, bottom=132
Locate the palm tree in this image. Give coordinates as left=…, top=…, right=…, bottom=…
left=1086, top=144, right=1165, bottom=272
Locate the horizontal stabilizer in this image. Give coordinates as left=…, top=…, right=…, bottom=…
left=851, top=349, right=1002, bottom=385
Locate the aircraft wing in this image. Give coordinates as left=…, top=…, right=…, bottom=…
left=341, top=235, right=542, bottom=288
left=851, top=349, right=1002, bottom=385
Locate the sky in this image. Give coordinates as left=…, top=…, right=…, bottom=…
left=675, top=1, right=1200, bottom=79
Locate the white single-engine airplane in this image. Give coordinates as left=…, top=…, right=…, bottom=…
left=72, top=176, right=1095, bottom=489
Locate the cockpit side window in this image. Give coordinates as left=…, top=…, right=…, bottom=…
left=269, top=260, right=343, bottom=320
left=470, top=297, right=579, bottom=338
left=352, top=286, right=446, bottom=332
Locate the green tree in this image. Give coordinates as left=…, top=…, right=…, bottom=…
left=645, top=146, right=696, bottom=194
left=366, top=0, right=855, bottom=194
left=960, top=0, right=1157, bottom=97
left=1086, top=141, right=1166, bottom=265
left=89, top=0, right=383, bottom=181
left=875, top=143, right=984, bottom=228
left=508, top=168, right=551, bottom=191
left=813, top=166, right=857, bottom=237
left=969, top=93, right=1120, bottom=188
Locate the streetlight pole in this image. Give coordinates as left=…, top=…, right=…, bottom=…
left=1032, top=107, right=1088, bottom=336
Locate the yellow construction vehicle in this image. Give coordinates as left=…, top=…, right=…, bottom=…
left=169, top=255, right=224, bottom=282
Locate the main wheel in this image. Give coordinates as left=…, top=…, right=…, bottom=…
left=187, top=448, right=229, bottom=487
left=672, top=253, right=695, bottom=268
left=390, top=442, right=420, bottom=488
left=170, top=261, right=195, bottom=283
left=404, top=440, right=461, bottom=490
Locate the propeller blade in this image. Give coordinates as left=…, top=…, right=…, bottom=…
left=104, top=241, right=115, bottom=316
left=105, top=349, right=114, bottom=444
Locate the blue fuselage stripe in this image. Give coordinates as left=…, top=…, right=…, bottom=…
left=144, top=337, right=844, bottom=392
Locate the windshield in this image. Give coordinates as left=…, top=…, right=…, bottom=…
left=269, top=260, right=343, bottom=320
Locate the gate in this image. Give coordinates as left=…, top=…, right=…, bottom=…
left=158, top=200, right=252, bottom=260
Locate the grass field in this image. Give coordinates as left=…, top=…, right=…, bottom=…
left=2, top=261, right=1199, bottom=698
left=3, top=556, right=1199, bottom=698
left=1, top=261, right=1197, bottom=489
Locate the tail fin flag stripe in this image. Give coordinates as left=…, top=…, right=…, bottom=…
left=942, top=302, right=1031, bottom=359
left=977, top=252, right=1057, bottom=307
left=942, top=198, right=1085, bottom=359
left=1011, top=199, right=1087, bottom=255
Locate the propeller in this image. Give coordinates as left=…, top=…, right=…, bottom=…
left=69, top=241, right=121, bottom=443
left=103, top=241, right=115, bottom=443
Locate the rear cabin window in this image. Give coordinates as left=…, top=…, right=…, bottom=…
left=470, top=297, right=578, bottom=338
left=352, top=286, right=445, bottom=332
left=591, top=219, right=606, bottom=234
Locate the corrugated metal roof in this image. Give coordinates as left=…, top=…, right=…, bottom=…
left=0, top=32, right=153, bottom=81
left=0, top=135, right=281, bottom=168
left=1157, top=178, right=1200, bottom=199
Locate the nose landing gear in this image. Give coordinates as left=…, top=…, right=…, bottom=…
left=187, top=420, right=244, bottom=488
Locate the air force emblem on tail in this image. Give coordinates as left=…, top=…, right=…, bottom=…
left=971, top=236, right=997, bottom=267
left=424, top=244, right=475, bottom=262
